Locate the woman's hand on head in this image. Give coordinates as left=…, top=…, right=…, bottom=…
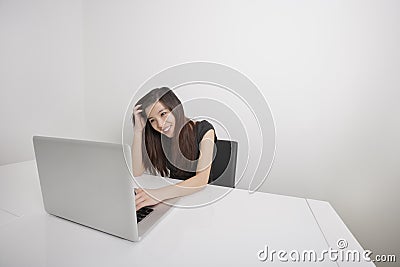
left=134, top=188, right=164, bottom=211
left=133, top=104, right=146, bottom=133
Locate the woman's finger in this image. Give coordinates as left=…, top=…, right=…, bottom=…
left=135, top=192, right=145, bottom=200
left=134, top=109, right=143, bottom=115
left=136, top=202, right=144, bottom=211
left=136, top=199, right=151, bottom=211
left=134, top=188, right=143, bottom=195
left=135, top=194, right=148, bottom=205
left=133, top=105, right=143, bottom=117
left=136, top=199, right=147, bottom=210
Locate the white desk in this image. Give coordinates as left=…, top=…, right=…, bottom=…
left=0, top=161, right=374, bottom=266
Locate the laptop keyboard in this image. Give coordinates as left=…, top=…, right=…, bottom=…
left=136, top=207, right=154, bottom=223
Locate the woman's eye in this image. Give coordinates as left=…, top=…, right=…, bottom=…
left=161, top=112, right=167, bottom=116
left=149, top=119, right=154, bottom=123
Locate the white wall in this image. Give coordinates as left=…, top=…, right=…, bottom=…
left=0, top=0, right=86, bottom=165
left=82, top=1, right=399, bottom=265
left=1, top=1, right=398, bottom=266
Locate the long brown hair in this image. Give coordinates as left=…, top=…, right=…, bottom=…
left=132, top=87, right=197, bottom=177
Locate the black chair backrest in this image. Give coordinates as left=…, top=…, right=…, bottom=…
left=209, top=140, right=238, bottom=188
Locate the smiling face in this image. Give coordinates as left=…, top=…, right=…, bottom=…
left=145, top=101, right=176, bottom=138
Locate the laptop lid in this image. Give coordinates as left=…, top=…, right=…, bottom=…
left=33, top=136, right=139, bottom=241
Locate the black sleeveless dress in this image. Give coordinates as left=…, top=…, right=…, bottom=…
left=166, top=120, right=217, bottom=180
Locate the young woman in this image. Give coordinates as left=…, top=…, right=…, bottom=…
left=132, top=87, right=217, bottom=210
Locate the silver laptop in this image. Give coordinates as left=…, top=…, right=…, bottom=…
left=33, top=135, right=176, bottom=242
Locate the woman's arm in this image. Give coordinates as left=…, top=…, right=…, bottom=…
left=132, top=105, right=146, bottom=177
left=131, top=132, right=145, bottom=177
left=135, top=129, right=215, bottom=210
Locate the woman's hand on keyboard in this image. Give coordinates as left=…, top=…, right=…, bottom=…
left=135, top=188, right=163, bottom=211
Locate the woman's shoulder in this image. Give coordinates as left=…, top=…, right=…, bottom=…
left=196, top=119, right=213, bottom=129
left=195, top=120, right=217, bottom=142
